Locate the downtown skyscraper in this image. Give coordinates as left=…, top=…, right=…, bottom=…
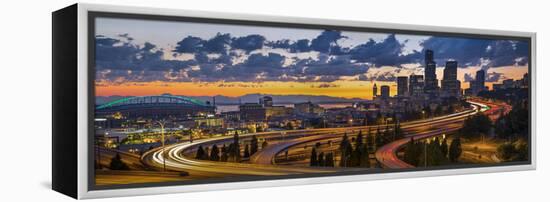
left=441, top=61, right=461, bottom=98
left=424, top=50, right=438, bottom=97
left=397, top=76, right=409, bottom=96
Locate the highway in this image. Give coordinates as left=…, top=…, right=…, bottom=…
left=250, top=104, right=481, bottom=166
left=141, top=101, right=486, bottom=176
left=375, top=99, right=511, bottom=169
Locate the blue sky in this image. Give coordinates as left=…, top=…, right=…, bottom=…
left=94, top=17, right=529, bottom=83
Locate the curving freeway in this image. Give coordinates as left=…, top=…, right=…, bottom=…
left=375, top=99, right=512, bottom=169
left=141, top=101, right=489, bottom=176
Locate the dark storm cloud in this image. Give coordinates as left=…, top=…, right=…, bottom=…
left=185, top=53, right=290, bottom=82
left=95, top=35, right=197, bottom=73
left=173, top=33, right=232, bottom=54
left=203, top=33, right=231, bottom=53
left=97, top=30, right=528, bottom=83
left=421, top=37, right=529, bottom=67
left=231, top=34, right=266, bottom=52
left=173, top=36, right=205, bottom=53
left=245, top=53, right=285, bottom=68
left=267, top=30, right=346, bottom=54
left=310, top=30, right=347, bottom=53
left=194, top=52, right=210, bottom=63
left=349, top=34, right=420, bottom=66
left=267, top=39, right=311, bottom=52
left=293, top=39, right=312, bottom=52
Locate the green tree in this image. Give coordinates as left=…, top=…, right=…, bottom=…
left=404, top=137, right=419, bottom=166
left=461, top=114, right=492, bottom=138
left=109, top=153, right=129, bottom=170
left=310, top=147, right=318, bottom=166
left=210, top=144, right=220, bottom=161
left=243, top=144, right=250, bottom=158
left=339, top=133, right=352, bottom=167
left=366, top=128, right=374, bottom=153
left=359, top=144, right=370, bottom=167
left=440, top=137, right=449, bottom=159
left=497, top=140, right=528, bottom=162
left=418, top=139, right=447, bottom=166
left=497, top=142, right=516, bottom=161
left=393, top=122, right=404, bottom=141
left=495, top=103, right=529, bottom=140
left=232, top=131, right=241, bottom=162
left=356, top=131, right=364, bottom=148
left=375, top=126, right=385, bottom=149
left=325, top=152, right=335, bottom=167
left=196, top=145, right=206, bottom=160
left=449, top=137, right=462, bottom=162
left=250, top=135, right=259, bottom=155
left=220, top=144, right=228, bottom=162
left=318, top=152, right=325, bottom=167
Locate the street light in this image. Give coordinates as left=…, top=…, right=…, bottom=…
left=156, top=120, right=166, bottom=172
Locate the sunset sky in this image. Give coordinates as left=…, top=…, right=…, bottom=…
left=94, top=17, right=529, bottom=100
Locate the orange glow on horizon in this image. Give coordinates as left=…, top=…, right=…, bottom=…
left=96, top=81, right=398, bottom=100
left=96, top=66, right=528, bottom=100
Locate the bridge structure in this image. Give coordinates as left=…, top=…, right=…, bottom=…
left=95, top=94, right=215, bottom=119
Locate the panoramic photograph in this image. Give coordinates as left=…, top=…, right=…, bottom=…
left=92, top=16, right=530, bottom=187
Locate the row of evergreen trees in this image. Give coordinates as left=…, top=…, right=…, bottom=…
left=403, top=136, right=462, bottom=167
left=309, top=148, right=335, bottom=167
left=338, top=132, right=370, bottom=167
left=309, top=124, right=404, bottom=168
left=195, top=132, right=268, bottom=162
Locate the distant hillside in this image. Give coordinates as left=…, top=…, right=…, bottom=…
left=95, top=93, right=365, bottom=105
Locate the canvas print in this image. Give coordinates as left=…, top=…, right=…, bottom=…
left=92, top=15, right=530, bottom=187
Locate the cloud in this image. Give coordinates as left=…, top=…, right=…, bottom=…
left=314, top=83, right=340, bottom=88
left=267, top=39, right=311, bottom=52
left=245, top=53, right=285, bottom=68
left=349, top=34, right=419, bottom=66
left=421, top=37, right=529, bottom=67
left=96, top=30, right=528, bottom=83
left=463, top=72, right=505, bottom=83
left=95, top=35, right=198, bottom=82
left=464, top=73, right=475, bottom=82
left=203, top=33, right=231, bottom=53
left=231, top=34, right=266, bottom=52
left=173, top=33, right=232, bottom=54
left=173, top=36, right=205, bottom=53
left=310, top=30, right=347, bottom=53
left=486, top=72, right=504, bottom=82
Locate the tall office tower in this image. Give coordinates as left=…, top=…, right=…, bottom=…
left=425, top=49, right=434, bottom=62
left=397, top=76, right=408, bottom=96
left=424, top=50, right=438, bottom=96
left=475, top=69, right=486, bottom=94
left=372, top=83, right=378, bottom=99
left=409, top=74, right=424, bottom=96
left=441, top=61, right=460, bottom=97
left=380, top=85, right=390, bottom=99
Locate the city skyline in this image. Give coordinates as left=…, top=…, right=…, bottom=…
left=92, top=15, right=530, bottom=187
left=95, top=17, right=529, bottom=99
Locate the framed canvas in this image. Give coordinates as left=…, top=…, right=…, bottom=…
left=52, top=3, right=536, bottom=199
